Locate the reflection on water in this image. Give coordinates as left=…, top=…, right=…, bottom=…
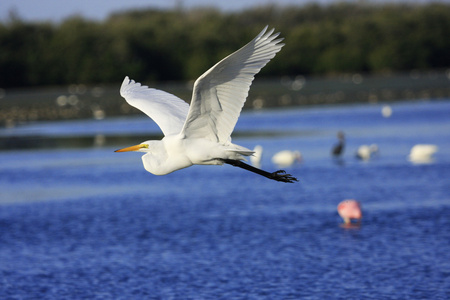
left=0, top=133, right=159, bottom=150
left=339, top=223, right=362, bottom=229
left=0, top=131, right=308, bottom=151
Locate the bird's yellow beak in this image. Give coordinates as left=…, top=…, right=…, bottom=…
left=114, top=144, right=148, bottom=152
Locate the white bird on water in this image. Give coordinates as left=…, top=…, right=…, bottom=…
left=355, top=144, right=379, bottom=161
left=115, top=27, right=298, bottom=183
left=408, top=144, right=438, bottom=163
left=250, top=145, right=263, bottom=168
left=272, top=150, right=302, bottom=167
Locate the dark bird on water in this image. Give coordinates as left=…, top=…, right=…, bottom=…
left=332, top=131, right=345, bottom=157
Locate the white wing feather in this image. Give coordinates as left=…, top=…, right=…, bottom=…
left=180, top=26, right=284, bottom=143
left=120, top=76, right=190, bottom=136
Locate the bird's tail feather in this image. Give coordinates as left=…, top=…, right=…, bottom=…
left=226, top=145, right=254, bottom=157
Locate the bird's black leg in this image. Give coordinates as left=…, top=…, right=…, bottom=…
left=220, top=159, right=298, bottom=183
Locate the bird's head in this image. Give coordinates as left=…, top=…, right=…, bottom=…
left=115, top=143, right=149, bottom=153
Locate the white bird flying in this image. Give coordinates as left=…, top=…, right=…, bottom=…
left=115, top=26, right=298, bottom=183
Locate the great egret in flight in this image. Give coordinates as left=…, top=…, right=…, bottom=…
left=115, top=27, right=298, bottom=183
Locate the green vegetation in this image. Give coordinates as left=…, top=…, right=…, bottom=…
left=1, top=3, right=450, bottom=88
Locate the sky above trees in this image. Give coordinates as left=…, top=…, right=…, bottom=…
left=0, top=0, right=444, bottom=22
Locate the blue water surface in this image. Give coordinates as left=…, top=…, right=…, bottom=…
left=0, top=100, right=449, bottom=299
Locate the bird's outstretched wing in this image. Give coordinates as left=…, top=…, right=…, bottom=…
left=180, top=26, right=284, bottom=143
left=120, top=76, right=190, bottom=136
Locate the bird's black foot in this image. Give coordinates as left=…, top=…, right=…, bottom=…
left=220, top=159, right=299, bottom=183
left=269, top=170, right=299, bottom=183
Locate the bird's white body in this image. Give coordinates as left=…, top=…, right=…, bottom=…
left=408, top=144, right=438, bottom=163
left=250, top=145, right=263, bottom=168
left=272, top=150, right=302, bottom=167
left=141, top=136, right=252, bottom=175
left=115, top=27, right=297, bottom=182
left=355, top=144, right=378, bottom=161
left=381, top=105, right=393, bottom=118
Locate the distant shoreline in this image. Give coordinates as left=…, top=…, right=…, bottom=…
left=1, top=71, right=450, bottom=128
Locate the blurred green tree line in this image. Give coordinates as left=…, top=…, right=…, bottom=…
left=1, top=2, right=449, bottom=88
